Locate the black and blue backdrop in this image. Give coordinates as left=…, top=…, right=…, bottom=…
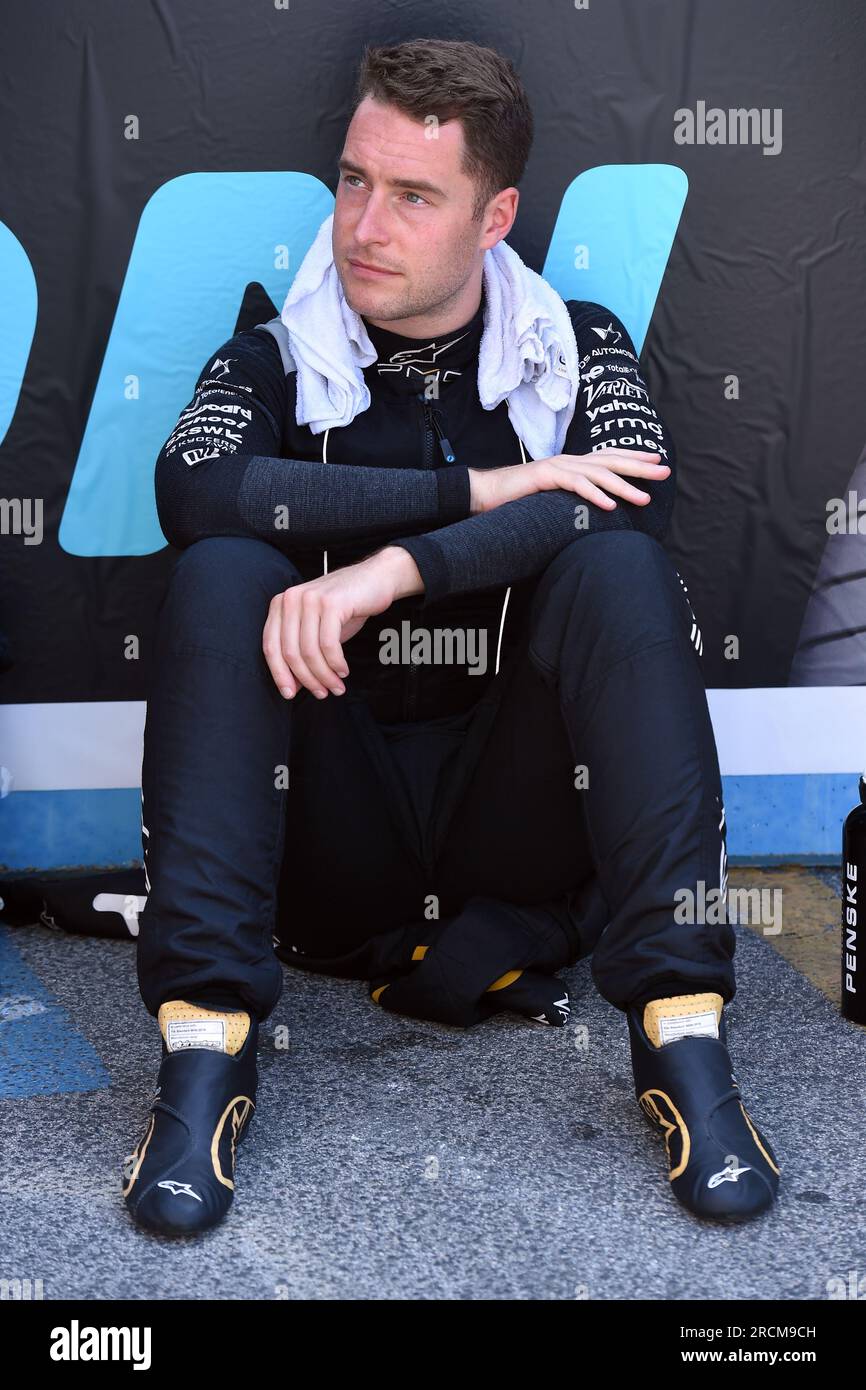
left=2, top=0, right=865, bottom=871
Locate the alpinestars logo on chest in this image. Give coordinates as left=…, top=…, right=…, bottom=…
left=376, top=331, right=469, bottom=383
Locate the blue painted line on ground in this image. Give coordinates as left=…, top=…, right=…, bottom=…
left=0, top=926, right=112, bottom=1097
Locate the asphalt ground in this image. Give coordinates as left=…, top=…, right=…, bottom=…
left=1, top=865, right=864, bottom=1300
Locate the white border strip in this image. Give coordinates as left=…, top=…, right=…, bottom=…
left=707, top=687, right=866, bottom=775
left=3, top=689, right=866, bottom=790
left=2, top=701, right=146, bottom=791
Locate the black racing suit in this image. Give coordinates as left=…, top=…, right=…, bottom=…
left=138, top=289, right=734, bottom=1022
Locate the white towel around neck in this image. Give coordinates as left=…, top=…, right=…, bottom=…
left=274, top=211, right=580, bottom=461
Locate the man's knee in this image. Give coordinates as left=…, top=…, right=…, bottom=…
left=168, top=537, right=304, bottom=613
left=529, top=530, right=691, bottom=680
left=532, top=531, right=672, bottom=623
left=174, top=536, right=302, bottom=586
left=159, top=538, right=305, bottom=652
left=546, top=528, right=666, bottom=584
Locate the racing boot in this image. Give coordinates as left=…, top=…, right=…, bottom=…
left=627, top=992, right=780, bottom=1222
left=122, top=999, right=258, bottom=1234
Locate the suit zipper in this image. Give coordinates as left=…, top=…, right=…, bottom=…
left=405, top=398, right=459, bottom=720
left=405, top=395, right=454, bottom=719
left=419, top=393, right=457, bottom=467
left=405, top=397, right=434, bottom=719
left=430, top=405, right=456, bottom=464
left=421, top=397, right=434, bottom=469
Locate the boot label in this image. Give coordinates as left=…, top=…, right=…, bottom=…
left=165, top=1018, right=226, bottom=1052
left=659, top=1009, right=719, bottom=1045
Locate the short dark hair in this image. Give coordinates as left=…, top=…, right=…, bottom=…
left=351, top=38, right=534, bottom=221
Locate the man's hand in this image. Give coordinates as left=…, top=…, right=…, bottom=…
left=468, top=449, right=670, bottom=515
left=262, top=546, right=423, bottom=700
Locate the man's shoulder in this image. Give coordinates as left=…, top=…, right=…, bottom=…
left=563, top=297, right=633, bottom=337
left=198, top=323, right=286, bottom=376
left=192, top=324, right=290, bottom=408
left=246, top=315, right=296, bottom=375
left=563, top=297, right=614, bottom=317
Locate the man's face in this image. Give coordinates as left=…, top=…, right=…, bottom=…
left=333, top=95, right=515, bottom=331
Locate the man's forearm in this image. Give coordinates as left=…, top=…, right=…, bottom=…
left=156, top=448, right=472, bottom=552
left=390, top=485, right=657, bottom=607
